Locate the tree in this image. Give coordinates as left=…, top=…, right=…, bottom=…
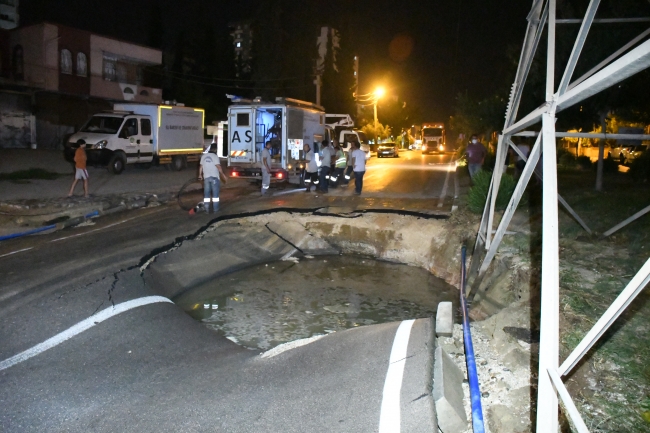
left=361, top=122, right=391, bottom=143
left=449, top=92, right=507, bottom=145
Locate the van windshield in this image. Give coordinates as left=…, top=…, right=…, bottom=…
left=423, top=128, right=443, bottom=137
left=80, top=116, right=124, bottom=134
left=356, top=131, right=369, bottom=144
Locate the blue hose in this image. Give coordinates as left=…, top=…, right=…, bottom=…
left=461, top=245, right=485, bottom=433
left=0, top=224, right=57, bottom=241
left=0, top=210, right=100, bottom=242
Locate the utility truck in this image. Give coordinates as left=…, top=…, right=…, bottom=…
left=325, top=114, right=371, bottom=160
left=66, top=103, right=205, bottom=174
left=227, top=97, right=327, bottom=184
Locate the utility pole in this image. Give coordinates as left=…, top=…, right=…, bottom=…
left=314, top=74, right=322, bottom=107
left=374, top=100, right=378, bottom=145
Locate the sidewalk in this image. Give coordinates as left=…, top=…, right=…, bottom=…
left=0, top=149, right=238, bottom=238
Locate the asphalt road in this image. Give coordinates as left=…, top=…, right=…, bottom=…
left=0, top=150, right=456, bottom=432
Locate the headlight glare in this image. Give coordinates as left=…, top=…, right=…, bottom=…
left=93, top=140, right=108, bottom=149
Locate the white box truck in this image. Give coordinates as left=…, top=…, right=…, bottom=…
left=66, top=103, right=205, bottom=174
left=228, top=97, right=328, bottom=184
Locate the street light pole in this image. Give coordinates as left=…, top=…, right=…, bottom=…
left=374, top=101, right=378, bottom=145
left=373, top=87, right=385, bottom=145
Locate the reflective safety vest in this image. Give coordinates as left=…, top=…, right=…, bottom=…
left=335, top=150, right=346, bottom=168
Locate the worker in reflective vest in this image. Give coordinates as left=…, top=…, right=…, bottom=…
left=342, top=141, right=355, bottom=186
left=330, top=141, right=346, bottom=188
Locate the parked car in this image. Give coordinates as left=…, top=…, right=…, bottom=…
left=608, top=144, right=648, bottom=165
left=377, top=142, right=399, bottom=158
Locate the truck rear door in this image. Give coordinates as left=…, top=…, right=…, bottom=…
left=229, top=107, right=255, bottom=164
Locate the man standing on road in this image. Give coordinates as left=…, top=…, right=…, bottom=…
left=261, top=141, right=273, bottom=195
left=303, top=142, right=319, bottom=192
left=319, top=139, right=333, bottom=193
left=351, top=141, right=366, bottom=195
left=199, top=143, right=226, bottom=213
left=466, top=134, right=488, bottom=179
left=68, top=140, right=89, bottom=198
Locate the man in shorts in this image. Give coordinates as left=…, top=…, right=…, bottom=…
left=68, top=140, right=89, bottom=197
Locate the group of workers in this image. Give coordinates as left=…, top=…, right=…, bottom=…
left=196, top=138, right=367, bottom=213
left=302, top=139, right=366, bottom=195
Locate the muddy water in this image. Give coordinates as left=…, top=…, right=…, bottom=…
left=175, top=255, right=457, bottom=351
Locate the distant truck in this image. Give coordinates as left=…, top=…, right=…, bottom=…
left=227, top=97, right=327, bottom=184
left=421, top=122, right=446, bottom=155
left=66, top=103, right=205, bottom=174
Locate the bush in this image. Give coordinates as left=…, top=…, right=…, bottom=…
left=576, top=155, right=593, bottom=170
left=467, top=170, right=521, bottom=214
left=629, top=151, right=650, bottom=182
left=601, top=156, right=619, bottom=174
left=558, top=152, right=577, bottom=167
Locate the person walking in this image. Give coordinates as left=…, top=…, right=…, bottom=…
left=198, top=143, right=226, bottom=213
left=261, top=141, right=272, bottom=195
left=351, top=141, right=366, bottom=195
left=466, top=134, right=488, bottom=180
left=319, top=139, right=333, bottom=193
left=303, top=142, right=319, bottom=192
left=68, top=140, right=89, bottom=198
left=330, top=141, right=346, bottom=188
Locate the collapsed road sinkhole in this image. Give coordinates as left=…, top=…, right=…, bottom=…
left=139, top=208, right=489, bottom=350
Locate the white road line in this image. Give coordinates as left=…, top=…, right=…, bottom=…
left=378, top=319, right=416, bottom=433
left=0, top=247, right=33, bottom=259
left=437, top=164, right=452, bottom=208
left=0, top=296, right=173, bottom=371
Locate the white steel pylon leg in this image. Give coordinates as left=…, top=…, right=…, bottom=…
left=537, top=110, right=560, bottom=433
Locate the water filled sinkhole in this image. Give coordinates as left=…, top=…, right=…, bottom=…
left=174, top=254, right=456, bottom=351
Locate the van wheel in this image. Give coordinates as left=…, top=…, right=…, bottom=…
left=172, top=156, right=185, bottom=171
left=108, top=153, right=126, bottom=174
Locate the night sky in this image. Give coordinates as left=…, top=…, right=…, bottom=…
left=20, top=0, right=532, bottom=120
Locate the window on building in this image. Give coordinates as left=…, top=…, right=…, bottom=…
left=103, top=57, right=116, bottom=81
left=60, top=49, right=72, bottom=74
left=237, top=113, right=250, bottom=126
left=76, top=52, right=87, bottom=76
left=116, top=63, right=127, bottom=83
left=12, top=45, right=23, bottom=80
left=141, top=119, right=152, bottom=136
left=140, top=90, right=149, bottom=96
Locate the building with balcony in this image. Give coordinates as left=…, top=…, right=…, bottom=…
left=0, top=22, right=163, bottom=148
